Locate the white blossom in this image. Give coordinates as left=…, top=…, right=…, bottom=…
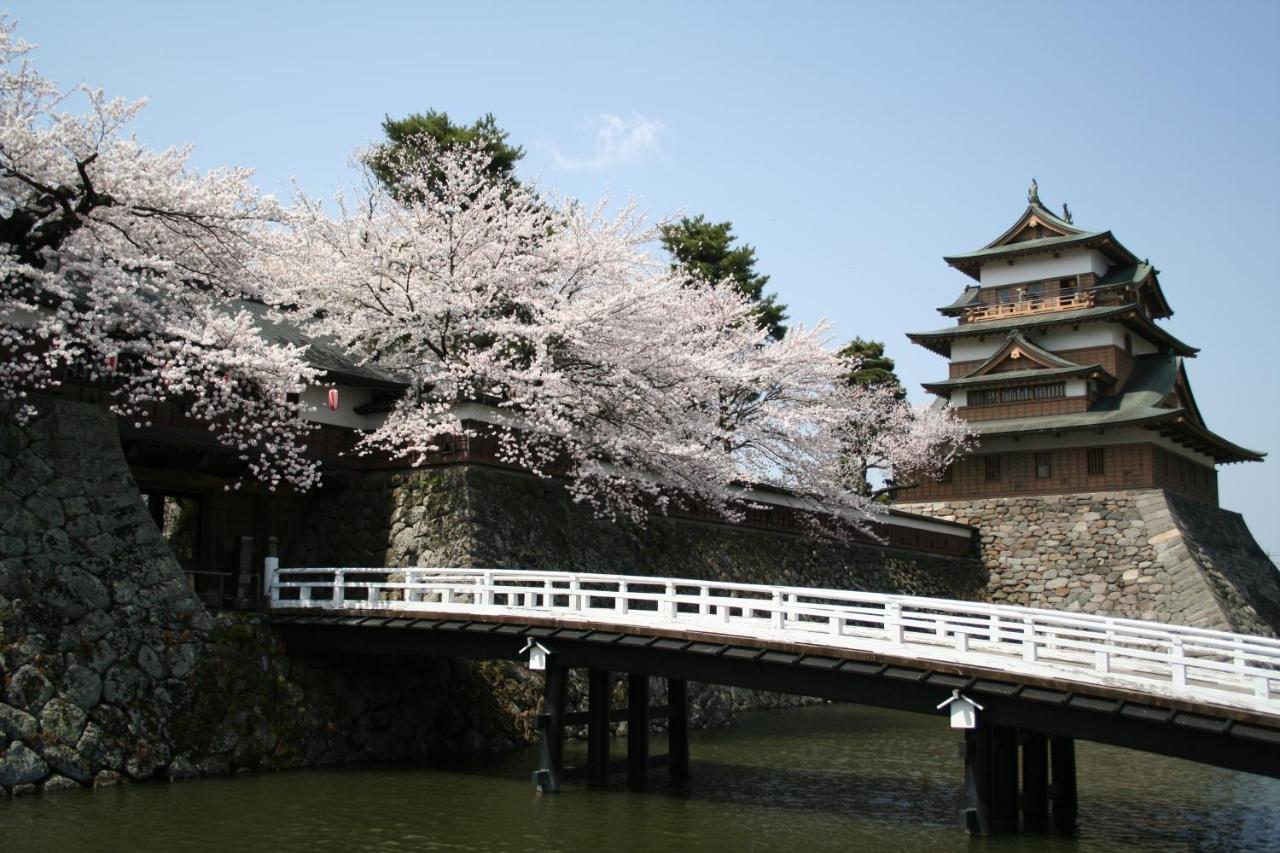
left=0, top=20, right=319, bottom=490
left=271, top=140, right=972, bottom=527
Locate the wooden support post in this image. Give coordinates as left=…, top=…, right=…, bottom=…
left=667, top=677, right=689, bottom=785
left=962, top=724, right=992, bottom=836
left=962, top=722, right=1019, bottom=836
left=532, top=660, right=568, bottom=793
left=587, top=668, right=611, bottom=785
left=1021, top=730, right=1049, bottom=832
left=990, top=724, right=1019, bottom=833
left=1050, top=736, right=1078, bottom=833
left=626, top=672, right=649, bottom=790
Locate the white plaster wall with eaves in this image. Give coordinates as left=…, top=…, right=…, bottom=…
left=950, top=322, right=1159, bottom=363
left=943, top=377, right=1089, bottom=411
left=977, top=248, right=1110, bottom=288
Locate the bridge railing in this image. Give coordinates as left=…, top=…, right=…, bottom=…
left=270, top=567, right=1280, bottom=715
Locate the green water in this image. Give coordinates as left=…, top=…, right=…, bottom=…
left=2, top=703, right=1277, bottom=852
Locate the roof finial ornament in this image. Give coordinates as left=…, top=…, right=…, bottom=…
left=1062, top=202, right=1072, bottom=224
left=1028, top=178, right=1040, bottom=205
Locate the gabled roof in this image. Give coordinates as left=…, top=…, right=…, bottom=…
left=985, top=199, right=1088, bottom=246
left=1097, top=262, right=1172, bottom=319
left=906, top=304, right=1199, bottom=358
left=922, top=333, right=1113, bottom=394
left=964, top=354, right=1263, bottom=464
left=943, top=199, right=1140, bottom=280
left=962, top=333, right=1078, bottom=376
left=922, top=364, right=1107, bottom=394
left=236, top=300, right=408, bottom=392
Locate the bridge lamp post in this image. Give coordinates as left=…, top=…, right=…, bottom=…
left=937, top=689, right=983, bottom=728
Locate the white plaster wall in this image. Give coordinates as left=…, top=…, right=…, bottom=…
left=978, top=249, right=1109, bottom=287
left=301, top=385, right=376, bottom=430
left=951, top=322, right=1157, bottom=363
left=1065, top=378, right=1088, bottom=397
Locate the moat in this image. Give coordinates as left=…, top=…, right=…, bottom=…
left=4, top=703, right=1277, bottom=852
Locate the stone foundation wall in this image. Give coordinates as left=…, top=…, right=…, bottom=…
left=898, top=490, right=1280, bottom=636
left=289, top=465, right=987, bottom=599
left=0, top=402, right=529, bottom=797
left=2, top=400, right=987, bottom=798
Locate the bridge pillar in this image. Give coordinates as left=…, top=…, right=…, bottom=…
left=587, top=668, right=611, bottom=785
left=1050, top=736, right=1078, bottom=832
left=532, top=660, right=569, bottom=793
left=667, top=677, right=689, bottom=785
left=626, top=672, right=650, bottom=789
left=1021, top=731, right=1049, bottom=832
left=963, top=722, right=1019, bottom=835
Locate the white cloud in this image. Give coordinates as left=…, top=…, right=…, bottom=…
left=548, top=112, right=664, bottom=171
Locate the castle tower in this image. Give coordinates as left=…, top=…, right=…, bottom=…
left=897, top=183, right=1279, bottom=634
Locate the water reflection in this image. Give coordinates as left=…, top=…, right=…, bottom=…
left=2, top=703, right=1277, bottom=852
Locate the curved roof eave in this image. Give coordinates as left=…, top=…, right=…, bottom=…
left=907, top=306, right=1198, bottom=358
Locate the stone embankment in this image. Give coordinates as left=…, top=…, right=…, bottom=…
left=287, top=464, right=986, bottom=599
left=0, top=402, right=531, bottom=797
left=898, top=491, right=1280, bottom=635
left=2, top=400, right=987, bottom=797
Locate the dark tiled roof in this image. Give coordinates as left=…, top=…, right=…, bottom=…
left=235, top=300, right=407, bottom=391
left=923, top=364, right=1103, bottom=392
left=906, top=305, right=1198, bottom=357
left=946, top=230, right=1111, bottom=263
left=966, top=355, right=1263, bottom=463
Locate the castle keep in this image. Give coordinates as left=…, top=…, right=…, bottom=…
left=898, top=184, right=1280, bottom=634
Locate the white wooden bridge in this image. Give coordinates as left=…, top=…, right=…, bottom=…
left=270, top=567, right=1280, bottom=718
left=266, top=566, right=1280, bottom=835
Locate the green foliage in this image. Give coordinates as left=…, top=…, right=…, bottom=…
left=369, top=110, right=525, bottom=200
left=659, top=215, right=788, bottom=340
left=838, top=337, right=904, bottom=397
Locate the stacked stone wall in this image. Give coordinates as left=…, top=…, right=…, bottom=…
left=898, top=490, right=1280, bottom=635
left=0, top=401, right=529, bottom=797
left=288, top=464, right=987, bottom=600
left=2, top=400, right=989, bottom=797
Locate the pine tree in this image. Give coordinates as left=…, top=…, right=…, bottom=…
left=659, top=215, right=788, bottom=340
left=368, top=110, right=524, bottom=200
left=838, top=338, right=904, bottom=398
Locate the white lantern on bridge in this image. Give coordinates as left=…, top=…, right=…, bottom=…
left=519, top=639, right=552, bottom=671
left=937, top=689, right=984, bottom=729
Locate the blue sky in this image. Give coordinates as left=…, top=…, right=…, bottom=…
left=10, top=1, right=1279, bottom=554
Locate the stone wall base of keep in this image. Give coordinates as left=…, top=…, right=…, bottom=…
left=897, top=490, right=1280, bottom=636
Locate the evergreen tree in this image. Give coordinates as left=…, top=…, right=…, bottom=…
left=659, top=215, right=788, bottom=340
left=838, top=338, right=904, bottom=398
left=369, top=110, right=524, bottom=199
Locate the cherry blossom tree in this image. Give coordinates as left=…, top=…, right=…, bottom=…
left=0, top=21, right=319, bottom=490
left=274, top=139, right=971, bottom=525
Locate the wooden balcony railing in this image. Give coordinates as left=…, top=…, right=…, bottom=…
left=964, top=291, right=1094, bottom=323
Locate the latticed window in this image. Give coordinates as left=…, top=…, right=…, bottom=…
left=1087, top=448, right=1106, bottom=475
left=1035, top=452, right=1052, bottom=479
left=984, top=456, right=1002, bottom=482
left=971, top=382, right=1066, bottom=405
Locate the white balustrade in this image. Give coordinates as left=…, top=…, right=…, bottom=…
left=268, top=566, right=1280, bottom=717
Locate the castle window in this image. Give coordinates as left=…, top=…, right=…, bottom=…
left=1035, top=452, right=1052, bottom=479
left=984, top=456, right=1002, bottom=482
left=938, top=464, right=953, bottom=484
left=971, top=382, right=1065, bottom=406
left=1087, top=448, right=1106, bottom=476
